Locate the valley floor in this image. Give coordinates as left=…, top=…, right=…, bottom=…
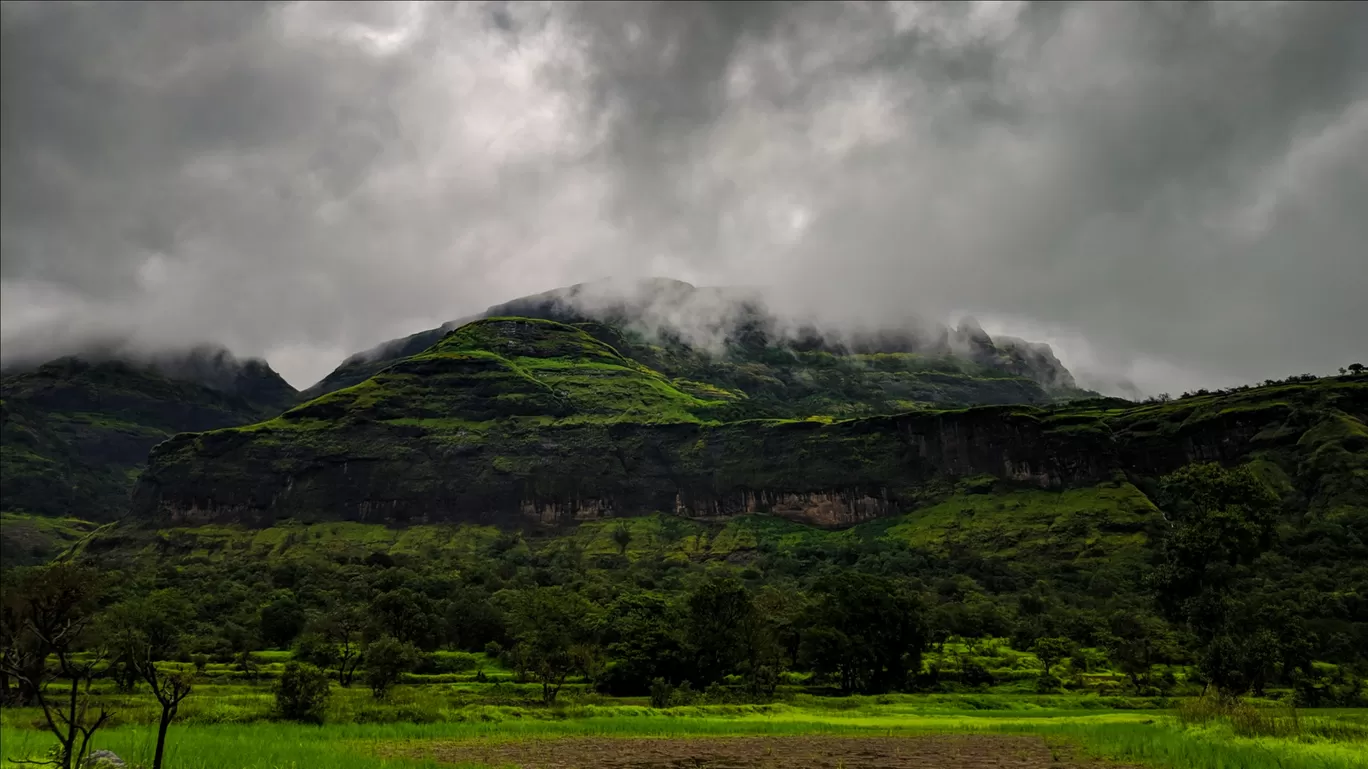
left=2, top=695, right=1365, bottom=769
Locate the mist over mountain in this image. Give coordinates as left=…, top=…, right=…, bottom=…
left=3, top=2, right=1364, bottom=395
left=304, top=277, right=1082, bottom=399
left=1, top=341, right=297, bottom=412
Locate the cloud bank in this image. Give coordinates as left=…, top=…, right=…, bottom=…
left=3, top=1, right=1365, bottom=394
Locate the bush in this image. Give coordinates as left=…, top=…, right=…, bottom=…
left=670, top=680, right=698, bottom=707
left=417, top=651, right=482, bottom=674
left=293, top=633, right=339, bottom=668
left=1034, top=672, right=1064, bottom=693
left=960, top=661, right=995, bottom=688
left=275, top=662, right=331, bottom=723
left=649, top=678, right=673, bottom=709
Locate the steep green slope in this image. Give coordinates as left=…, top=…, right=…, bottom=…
left=286, top=317, right=727, bottom=428
left=1, top=354, right=298, bottom=519
left=304, top=279, right=1088, bottom=410
left=567, top=321, right=1052, bottom=418
left=134, top=316, right=1368, bottom=530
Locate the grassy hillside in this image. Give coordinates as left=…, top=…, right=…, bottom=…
left=0, top=511, right=102, bottom=566
left=305, top=279, right=1087, bottom=410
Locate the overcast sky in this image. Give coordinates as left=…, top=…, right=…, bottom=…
left=2, top=1, right=1365, bottom=394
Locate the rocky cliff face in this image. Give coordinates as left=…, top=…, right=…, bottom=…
left=132, top=317, right=1364, bottom=530
left=133, top=409, right=1092, bottom=527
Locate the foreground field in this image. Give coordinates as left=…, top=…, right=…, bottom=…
left=413, top=734, right=1110, bottom=769
left=2, top=701, right=1366, bottom=769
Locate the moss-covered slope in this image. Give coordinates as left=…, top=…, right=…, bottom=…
left=1, top=355, right=298, bottom=519
left=303, top=279, right=1088, bottom=411
left=134, top=316, right=1368, bottom=529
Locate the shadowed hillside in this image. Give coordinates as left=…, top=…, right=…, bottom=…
left=133, top=315, right=1367, bottom=531
left=1, top=350, right=298, bottom=519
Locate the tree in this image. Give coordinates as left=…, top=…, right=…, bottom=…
left=1195, top=629, right=1282, bottom=697
left=1349, top=363, right=1365, bottom=376
left=1104, top=613, right=1182, bottom=691
left=501, top=586, right=600, bottom=704
left=736, top=588, right=792, bottom=700
left=597, top=592, right=687, bottom=696
left=799, top=573, right=930, bottom=694
left=369, top=588, right=439, bottom=650
left=1030, top=637, right=1074, bottom=675
left=362, top=636, right=421, bottom=699
left=753, top=584, right=810, bottom=670
left=0, top=564, right=110, bottom=769
left=98, top=590, right=195, bottom=769
left=136, top=658, right=193, bottom=769
left=99, top=589, right=193, bottom=692
left=275, top=662, right=331, bottom=723
left=318, top=607, right=366, bottom=686
left=1, top=564, right=99, bottom=707
left=441, top=588, right=505, bottom=652
left=683, top=574, right=754, bottom=688
left=1149, top=463, right=1281, bottom=635
left=259, top=593, right=306, bottom=648
left=1148, top=463, right=1284, bottom=697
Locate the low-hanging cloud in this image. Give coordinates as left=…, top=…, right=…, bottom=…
left=2, top=1, right=1365, bottom=394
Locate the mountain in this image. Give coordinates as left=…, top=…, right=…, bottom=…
left=0, top=347, right=298, bottom=519
left=132, top=316, right=1367, bottom=531
left=302, top=278, right=1087, bottom=403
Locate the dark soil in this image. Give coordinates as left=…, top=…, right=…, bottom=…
left=419, top=734, right=1126, bottom=768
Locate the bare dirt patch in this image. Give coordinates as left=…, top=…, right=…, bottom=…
left=419, top=734, right=1120, bottom=768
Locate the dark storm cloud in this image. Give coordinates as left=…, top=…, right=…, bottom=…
left=2, top=1, right=1365, bottom=393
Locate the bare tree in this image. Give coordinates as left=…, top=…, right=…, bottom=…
left=0, top=564, right=110, bottom=769
left=3, top=623, right=112, bottom=769
left=1, top=565, right=96, bottom=706
left=136, top=656, right=193, bottom=769
left=322, top=608, right=365, bottom=686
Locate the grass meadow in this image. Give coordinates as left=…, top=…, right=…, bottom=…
left=2, top=684, right=1365, bottom=769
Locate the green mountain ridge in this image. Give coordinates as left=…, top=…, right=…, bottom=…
left=1, top=354, right=297, bottom=519
left=133, top=316, right=1368, bottom=533
left=303, top=278, right=1087, bottom=403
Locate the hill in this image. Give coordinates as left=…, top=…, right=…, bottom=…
left=133, top=316, right=1368, bottom=531
left=302, top=278, right=1089, bottom=406
left=1, top=349, right=298, bottom=519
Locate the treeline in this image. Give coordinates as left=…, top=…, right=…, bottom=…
left=1137, top=366, right=1365, bottom=404
left=3, top=465, right=1366, bottom=716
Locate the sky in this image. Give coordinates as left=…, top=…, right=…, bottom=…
left=2, top=1, right=1365, bottom=395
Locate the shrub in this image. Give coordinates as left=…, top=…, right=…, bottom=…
left=293, top=633, right=339, bottom=668
left=960, top=661, right=995, bottom=688
left=649, top=678, right=673, bottom=709
left=669, top=680, right=698, bottom=707
left=1034, top=672, right=1064, bottom=693
left=275, top=662, right=331, bottom=723
left=417, top=651, right=482, bottom=674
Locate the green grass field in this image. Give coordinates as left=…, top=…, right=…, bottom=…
left=3, top=690, right=1365, bottom=769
